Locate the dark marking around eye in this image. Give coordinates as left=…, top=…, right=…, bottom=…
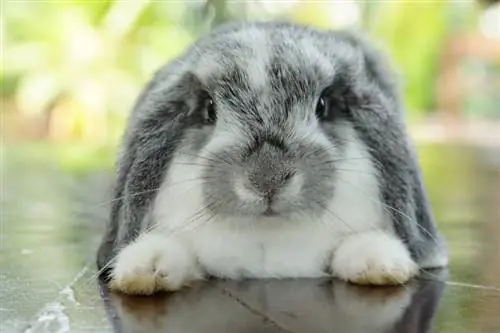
left=316, top=68, right=355, bottom=122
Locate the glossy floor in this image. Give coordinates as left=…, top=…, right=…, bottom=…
left=1, top=144, right=499, bottom=333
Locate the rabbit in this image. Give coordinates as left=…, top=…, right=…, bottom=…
left=96, top=20, right=448, bottom=295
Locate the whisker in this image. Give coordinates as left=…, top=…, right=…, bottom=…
left=334, top=176, right=444, bottom=248
left=312, top=199, right=356, bottom=233
left=81, top=255, right=118, bottom=289
left=87, top=200, right=218, bottom=287
left=418, top=269, right=500, bottom=292
left=171, top=162, right=218, bottom=168
left=301, top=137, right=371, bottom=158
left=311, top=167, right=379, bottom=177
left=311, top=157, right=375, bottom=168
left=313, top=200, right=411, bottom=291
left=150, top=200, right=217, bottom=235
left=4, top=177, right=214, bottom=221
left=199, top=147, right=234, bottom=166
left=181, top=152, right=224, bottom=165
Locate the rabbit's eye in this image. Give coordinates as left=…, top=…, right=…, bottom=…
left=315, top=96, right=328, bottom=120
left=204, top=97, right=217, bottom=124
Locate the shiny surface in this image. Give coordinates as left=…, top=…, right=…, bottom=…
left=1, top=144, right=499, bottom=333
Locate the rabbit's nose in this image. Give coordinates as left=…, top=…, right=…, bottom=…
left=253, top=169, right=296, bottom=202
left=242, top=140, right=298, bottom=202
left=262, top=188, right=276, bottom=203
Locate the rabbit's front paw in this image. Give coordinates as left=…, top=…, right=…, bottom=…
left=109, top=234, right=202, bottom=295
left=331, top=230, right=418, bottom=286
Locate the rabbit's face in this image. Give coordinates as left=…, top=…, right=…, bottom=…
left=165, top=26, right=382, bottom=220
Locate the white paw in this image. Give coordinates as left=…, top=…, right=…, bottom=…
left=109, top=233, right=202, bottom=295
left=331, top=230, right=418, bottom=285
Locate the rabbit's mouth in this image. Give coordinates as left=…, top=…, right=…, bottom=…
left=261, top=206, right=279, bottom=217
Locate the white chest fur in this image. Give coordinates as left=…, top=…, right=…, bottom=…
left=188, top=218, right=337, bottom=279
left=150, top=133, right=390, bottom=280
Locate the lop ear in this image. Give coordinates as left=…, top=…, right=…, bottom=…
left=331, top=30, right=402, bottom=104
left=97, top=70, right=207, bottom=275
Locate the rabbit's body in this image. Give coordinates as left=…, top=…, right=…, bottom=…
left=97, top=21, right=448, bottom=295
left=153, top=133, right=383, bottom=280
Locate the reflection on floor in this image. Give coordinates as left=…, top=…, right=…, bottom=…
left=102, top=271, right=448, bottom=333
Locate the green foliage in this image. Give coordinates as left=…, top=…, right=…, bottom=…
left=369, top=1, right=450, bottom=118
left=3, top=1, right=202, bottom=142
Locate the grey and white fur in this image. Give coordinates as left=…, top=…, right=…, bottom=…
left=97, top=21, right=448, bottom=295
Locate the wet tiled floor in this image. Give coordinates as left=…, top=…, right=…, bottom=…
left=1, top=143, right=499, bottom=333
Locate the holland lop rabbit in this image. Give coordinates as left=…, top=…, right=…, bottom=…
left=97, top=21, right=448, bottom=295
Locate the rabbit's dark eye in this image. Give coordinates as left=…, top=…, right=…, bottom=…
left=315, top=96, right=328, bottom=120
left=204, top=97, right=217, bottom=124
